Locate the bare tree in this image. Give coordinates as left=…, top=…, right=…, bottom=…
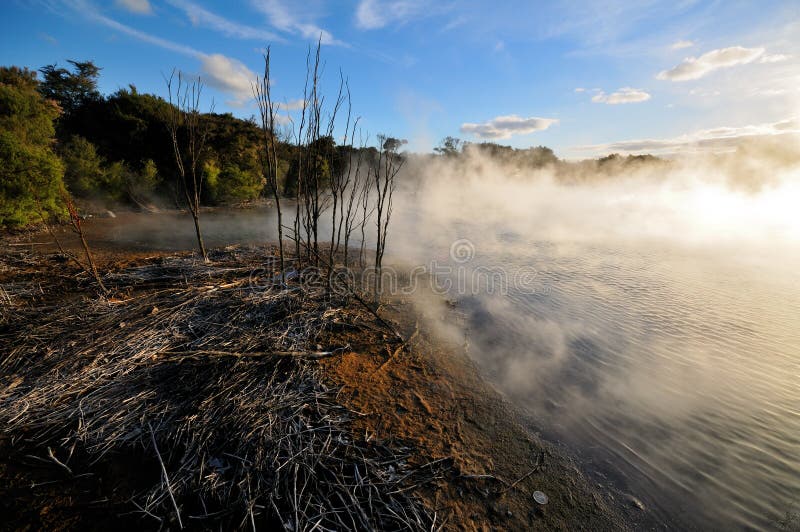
left=372, top=135, right=405, bottom=300
left=290, top=70, right=309, bottom=263
left=341, top=128, right=368, bottom=268
left=291, top=43, right=320, bottom=265
left=358, top=161, right=373, bottom=270
left=165, top=70, right=213, bottom=261
left=304, top=41, right=327, bottom=265
left=327, top=74, right=352, bottom=269
left=292, top=39, right=345, bottom=267
left=253, top=47, right=286, bottom=283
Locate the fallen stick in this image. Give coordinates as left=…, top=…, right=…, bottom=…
left=500, top=451, right=543, bottom=494
left=157, top=345, right=350, bottom=360
left=47, top=447, right=73, bottom=476
left=375, top=321, right=419, bottom=374
left=148, top=423, right=183, bottom=529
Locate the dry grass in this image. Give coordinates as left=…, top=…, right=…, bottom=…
left=0, top=248, right=448, bottom=530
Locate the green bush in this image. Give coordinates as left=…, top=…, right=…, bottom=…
left=203, top=160, right=263, bottom=203
left=0, top=67, right=66, bottom=228
left=60, top=135, right=105, bottom=196
left=218, top=163, right=264, bottom=202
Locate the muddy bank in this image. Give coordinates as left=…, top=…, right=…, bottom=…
left=0, top=243, right=638, bottom=530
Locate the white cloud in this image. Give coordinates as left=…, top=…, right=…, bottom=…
left=592, top=87, right=651, bottom=104
left=574, top=87, right=586, bottom=93
left=166, top=0, right=282, bottom=42
left=38, top=32, right=58, bottom=45
left=355, top=0, right=425, bottom=30
left=199, top=53, right=257, bottom=105
left=656, top=46, right=765, bottom=81
left=355, top=0, right=446, bottom=31
left=575, top=118, right=800, bottom=155
left=355, top=0, right=384, bottom=29
left=756, top=88, right=789, bottom=97
left=115, top=0, right=151, bottom=15
left=670, top=39, right=694, bottom=50
left=460, top=115, right=558, bottom=140
left=250, top=0, right=345, bottom=46
left=66, top=1, right=256, bottom=104
left=275, top=98, right=306, bottom=111
left=760, top=53, right=790, bottom=64
left=441, top=15, right=467, bottom=32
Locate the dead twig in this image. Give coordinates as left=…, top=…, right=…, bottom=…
left=47, top=446, right=73, bottom=476
left=149, top=423, right=183, bottom=530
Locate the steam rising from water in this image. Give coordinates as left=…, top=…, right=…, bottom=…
left=387, top=140, right=800, bottom=529
left=393, top=137, right=800, bottom=257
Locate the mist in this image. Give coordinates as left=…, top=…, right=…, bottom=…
left=391, top=136, right=800, bottom=257
left=381, top=138, right=800, bottom=528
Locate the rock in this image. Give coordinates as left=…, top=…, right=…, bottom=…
left=625, top=494, right=645, bottom=510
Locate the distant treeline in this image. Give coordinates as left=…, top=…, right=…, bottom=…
left=0, top=59, right=662, bottom=229
left=0, top=60, right=365, bottom=228
left=427, top=135, right=666, bottom=183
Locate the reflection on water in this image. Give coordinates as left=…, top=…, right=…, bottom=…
left=54, top=208, right=800, bottom=529
left=450, top=240, right=800, bottom=530
left=74, top=209, right=283, bottom=251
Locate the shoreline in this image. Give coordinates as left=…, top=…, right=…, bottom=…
left=0, top=240, right=640, bottom=530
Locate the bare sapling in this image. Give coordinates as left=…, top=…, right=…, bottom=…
left=327, top=72, right=350, bottom=270
left=342, top=126, right=367, bottom=268
left=63, top=193, right=108, bottom=294
left=358, top=163, right=373, bottom=270
left=291, top=62, right=310, bottom=263
left=298, top=38, right=343, bottom=267
left=165, top=70, right=213, bottom=262
left=253, top=46, right=286, bottom=284
left=372, top=135, right=405, bottom=301
left=304, top=40, right=324, bottom=265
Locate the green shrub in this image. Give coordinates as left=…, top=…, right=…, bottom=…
left=0, top=67, right=66, bottom=228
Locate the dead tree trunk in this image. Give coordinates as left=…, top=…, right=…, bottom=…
left=326, top=73, right=349, bottom=270
left=372, top=135, right=405, bottom=301
left=342, top=127, right=367, bottom=268
left=253, top=47, right=286, bottom=283
left=166, top=70, right=212, bottom=262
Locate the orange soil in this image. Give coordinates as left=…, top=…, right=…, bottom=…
left=320, top=302, right=628, bottom=531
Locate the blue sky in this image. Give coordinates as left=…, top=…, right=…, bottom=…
left=2, top=0, right=799, bottom=157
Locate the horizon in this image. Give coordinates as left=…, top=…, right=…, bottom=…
left=2, top=0, right=799, bottom=159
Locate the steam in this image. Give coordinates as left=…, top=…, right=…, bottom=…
left=386, top=137, right=800, bottom=399
left=384, top=139, right=800, bottom=526
left=390, top=137, right=800, bottom=262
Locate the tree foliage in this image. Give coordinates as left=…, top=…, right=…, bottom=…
left=60, top=135, right=107, bottom=196
left=0, top=66, right=65, bottom=228
left=434, top=136, right=463, bottom=156
left=39, top=60, right=101, bottom=118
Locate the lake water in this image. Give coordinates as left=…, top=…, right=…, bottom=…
left=431, top=237, right=800, bottom=530
left=43, top=206, right=800, bottom=529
